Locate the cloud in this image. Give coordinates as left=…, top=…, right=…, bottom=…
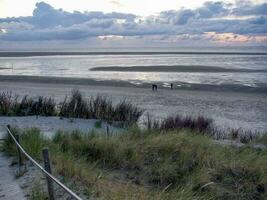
left=0, top=1, right=266, bottom=45
left=233, top=2, right=267, bottom=16
left=29, top=2, right=136, bottom=28
left=110, top=1, right=122, bottom=6
left=0, top=21, right=33, bottom=31
left=158, top=1, right=231, bottom=25
left=0, top=2, right=136, bottom=29
left=197, top=1, right=231, bottom=18
left=159, top=9, right=195, bottom=25
left=204, top=32, right=267, bottom=43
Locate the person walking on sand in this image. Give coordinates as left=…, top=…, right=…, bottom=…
left=170, top=83, right=173, bottom=90
left=152, top=84, right=158, bottom=91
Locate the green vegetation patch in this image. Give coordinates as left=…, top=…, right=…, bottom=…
left=1, top=127, right=266, bottom=199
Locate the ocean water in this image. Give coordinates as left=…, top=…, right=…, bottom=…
left=0, top=47, right=267, bottom=93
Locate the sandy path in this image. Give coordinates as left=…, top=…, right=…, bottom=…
left=0, top=80, right=267, bottom=132
left=0, top=127, right=26, bottom=200
left=0, top=117, right=119, bottom=138
left=0, top=154, right=26, bottom=200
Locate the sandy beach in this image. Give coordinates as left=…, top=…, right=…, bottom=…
left=0, top=75, right=266, bottom=132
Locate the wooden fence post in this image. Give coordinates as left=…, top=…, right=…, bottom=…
left=42, top=148, right=55, bottom=200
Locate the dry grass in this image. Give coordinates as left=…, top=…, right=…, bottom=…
left=145, top=113, right=266, bottom=144
left=0, top=90, right=143, bottom=125
left=3, top=127, right=266, bottom=200
left=145, top=113, right=212, bottom=134
left=59, top=89, right=143, bottom=125
left=0, top=91, right=56, bottom=116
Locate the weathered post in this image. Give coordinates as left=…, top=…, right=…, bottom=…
left=42, top=148, right=55, bottom=200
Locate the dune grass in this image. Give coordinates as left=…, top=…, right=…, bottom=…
left=0, top=92, right=56, bottom=116
left=1, top=127, right=46, bottom=160
left=59, top=89, right=144, bottom=125
left=0, top=90, right=143, bottom=125
left=145, top=113, right=266, bottom=143
left=146, top=113, right=212, bottom=133
left=1, top=127, right=266, bottom=200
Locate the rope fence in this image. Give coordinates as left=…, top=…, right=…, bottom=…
left=5, top=125, right=83, bottom=200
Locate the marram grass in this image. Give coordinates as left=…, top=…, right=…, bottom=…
left=1, top=127, right=266, bottom=200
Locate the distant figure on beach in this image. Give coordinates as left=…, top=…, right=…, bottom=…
left=152, top=84, right=158, bottom=91
left=170, top=83, right=173, bottom=90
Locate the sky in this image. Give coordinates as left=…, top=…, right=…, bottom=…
left=0, top=0, right=267, bottom=49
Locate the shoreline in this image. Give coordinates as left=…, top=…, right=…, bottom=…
left=0, top=75, right=135, bottom=87
left=1, top=51, right=267, bottom=57
left=0, top=75, right=266, bottom=94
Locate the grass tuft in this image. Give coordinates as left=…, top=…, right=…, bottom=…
left=0, top=92, right=56, bottom=116
left=0, top=89, right=143, bottom=125
left=59, top=89, right=144, bottom=125
left=2, top=127, right=45, bottom=160
left=146, top=114, right=212, bottom=134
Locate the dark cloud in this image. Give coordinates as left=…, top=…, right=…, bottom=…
left=0, top=1, right=266, bottom=42
left=233, top=2, right=267, bottom=16
left=250, top=16, right=267, bottom=25
left=197, top=1, right=231, bottom=18
left=0, top=19, right=173, bottom=41
left=158, top=1, right=231, bottom=25
left=160, top=9, right=195, bottom=25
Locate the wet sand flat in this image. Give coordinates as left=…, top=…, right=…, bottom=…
left=91, top=65, right=267, bottom=73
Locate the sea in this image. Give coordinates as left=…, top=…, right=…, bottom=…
left=0, top=46, right=267, bottom=93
